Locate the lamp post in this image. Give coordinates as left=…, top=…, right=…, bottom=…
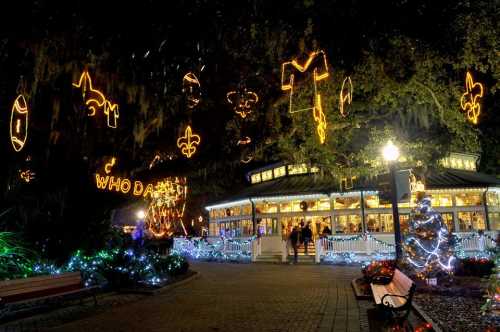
left=382, top=141, right=403, bottom=260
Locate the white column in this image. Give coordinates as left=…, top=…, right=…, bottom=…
left=281, top=240, right=288, bottom=263
left=251, top=239, right=257, bottom=262
left=315, top=238, right=321, bottom=263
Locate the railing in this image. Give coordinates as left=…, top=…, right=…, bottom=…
left=319, top=231, right=498, bottom=262
left=173, top=236, right=255, bottom=261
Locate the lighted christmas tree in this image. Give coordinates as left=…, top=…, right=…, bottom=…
left=404, top=194, right=455, bottom=278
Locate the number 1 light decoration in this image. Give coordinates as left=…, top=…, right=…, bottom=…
left=177, top=125, right=201, bottom=158
left=460, top=71, right=484, bottom=125
left=72, top=70, right=120, bottom=128
left=10, top=95, right=29, bottom=152
left=339, top=76, right=353, bottom=117
left=281, top=50, right=329, bottom=144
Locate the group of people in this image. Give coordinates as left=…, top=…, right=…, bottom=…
left=286, top=221, right=332, bottom=264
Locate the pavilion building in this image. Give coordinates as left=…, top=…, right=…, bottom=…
left=205, top=153, right=500, bottom=256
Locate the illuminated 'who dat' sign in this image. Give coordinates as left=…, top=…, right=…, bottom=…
left=281, top=50, right=329, bottom=144
left=460, top=71, right=484, bottom=125
left=10, top=94, right=29, bottom=152
left=177, top=125, right=201, bottom=158
left=73, top=70, right=120, bottom=128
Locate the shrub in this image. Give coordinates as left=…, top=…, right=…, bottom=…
left=454, top=257, right=495, bottom=277
left=362, top=260, right=396, bottom=284
left=155, top=254, right=189, bottom=277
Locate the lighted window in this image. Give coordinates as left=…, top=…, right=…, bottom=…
left=442, top=213, right=455, bottom=232
left=242, top=204, right=252, bottom=215
left=257, top=218, right=278, bottom=236
left=400, top=214, right=410, bottom=235
left=364, top=195, right=379, bottom=209
left=288, top=164, right=308, bottom=175
left=458, top=211, right=485, bottom=231
left=280, top=201, right=292, bottom=212
left=455, top=192, right=482, bottom=206
left=305, top=200, right=317, bottom=211
left=487, top=192, right=500, bottom=207
left=318, top=198, right=331, bottom=211
left=251, top=173, right=261, bottom=184
left=209, top=222, right=217, bottom=236
left=334, top=195, right=361, bottom=209
left=273, top=166, right=286, bottom=178
left=334, top=215, right=362, bottom=234
left=488, top=213, right=500, bottom=231
left=430, top=194, right=453, bottom=207
left=292, top=200, right=303, bottom=212
left=366, top=214, right=393, bottom=233
left=232, top=206, right=241, bottom=216
left=261, top=170, right=273, bottom=181
left=310, top=166, right=320, bottom=173
left=255, top=202, right=278, bottom=214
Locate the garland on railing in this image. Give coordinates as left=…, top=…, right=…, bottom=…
left=174, top=236, right=255, bottom=262
left=324, top=233, right=395, bottom=248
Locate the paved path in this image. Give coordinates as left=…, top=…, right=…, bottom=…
left=46, top=262, right=362, bottom=332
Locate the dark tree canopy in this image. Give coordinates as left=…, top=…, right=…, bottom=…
left=0, top=0, right=498, bottom=258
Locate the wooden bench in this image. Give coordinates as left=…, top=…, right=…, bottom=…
left=0, top=272, right=98, bottom=320
left=370, top=269, right=416, bottom=319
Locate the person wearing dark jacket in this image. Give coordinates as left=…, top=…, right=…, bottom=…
left=302, top=223, right=313, bottom=255
left=289, top=226, right=300, bottom=263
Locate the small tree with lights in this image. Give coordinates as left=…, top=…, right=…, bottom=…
left=404, top=192, right=455, bottom=281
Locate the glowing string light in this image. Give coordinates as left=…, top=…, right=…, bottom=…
left=182, top=72, right=201, bottom=108
left=460, top=71, right=484, bottom=125
left=10, top=95, right=29, bottom=152
left=19, top=169, right=35, bottom=183
left=226, top=89, right=259, bottom=118
left=104, top=157, right=116, bottom=174
left=339, top=76, right=353, bottom=117
left=72, top=70, right=120, bottom=128
left=145, top=177, right=188, bottom=238
left=281, top=50, right=329, bottom=144
left=177, top=125, right=201, bottom=158
left=237, top=136, right=252, bottom=145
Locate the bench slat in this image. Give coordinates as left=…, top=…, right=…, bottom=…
left=0, top=278, right=82, bottom=297
left=0, top=272, right=81, bottom=288
left=370, top=269, right=414, bottom=309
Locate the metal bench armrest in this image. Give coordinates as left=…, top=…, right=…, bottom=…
left=381, top=293, right=408, bottom=308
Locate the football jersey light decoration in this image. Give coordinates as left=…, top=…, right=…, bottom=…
left=20, top=169, right=35, bottom=183
left=460, top=71, right=484, bottom=125
left=281, top=50, right=329, bottom=144
left=10, top=95, right=29, bottom=152
left=177, top=126, right=201, bottom=158
left=339, top=76, right=353, bottom=117
left=72, top=70, right=120, bottom=128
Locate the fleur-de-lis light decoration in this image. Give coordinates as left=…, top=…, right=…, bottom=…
left=104, top=157, right=116, bottom=174
left=281, top=50, right=329, bottom=144
left=177, top=125, right=201, bottom=158
left=460, top=71, right=484, bottom=125
left=226, top=89, right=259, bottom=119
left=340, top=175, right=357, bottom=191
left=73, top=70, right=120, bottom=128
left=10, top=94, right=29, bottom=152
left=182, top=72, right=201, bottom=109
left=19, top=169, right=35, bottom=183
left=339, top=76, right=353, bottom=117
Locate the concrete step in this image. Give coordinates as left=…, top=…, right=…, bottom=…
left=255, top=255, right=282, bottom=263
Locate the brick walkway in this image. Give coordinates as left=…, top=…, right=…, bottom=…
left=5, top=262, right=365, bottom=332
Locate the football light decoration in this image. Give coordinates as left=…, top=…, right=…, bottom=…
left=339, top=76, right=353, bottom=117
left=10, top=95, right=29, bottom=152
left=281, top=50, right=329, bottom=144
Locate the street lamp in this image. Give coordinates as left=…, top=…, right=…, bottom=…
left=136, top=210, right=145, bottom=219
left=382, top=140, right=403, bottom=260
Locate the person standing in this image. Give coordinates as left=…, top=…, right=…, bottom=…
left=289, top=226, right=300, bottom=264
left=302, top=223, right=313, bottom=255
